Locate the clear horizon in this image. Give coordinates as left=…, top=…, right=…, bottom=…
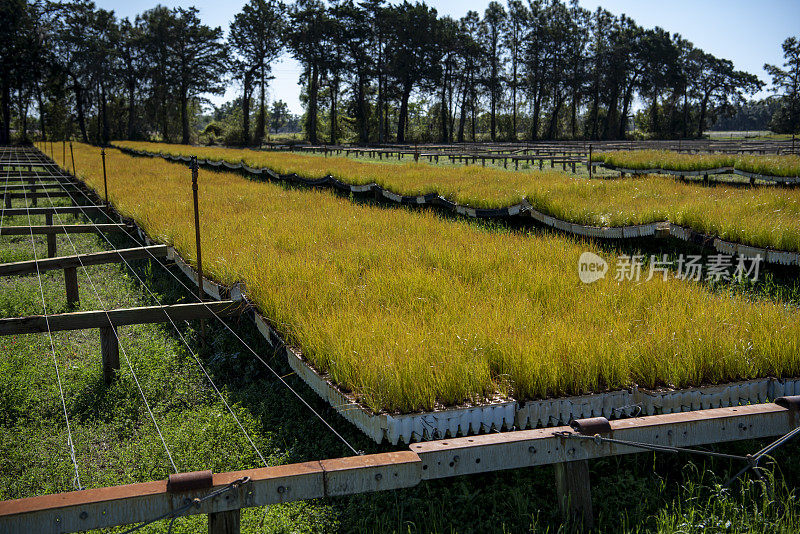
left=94, top=0, right=800, bottom=115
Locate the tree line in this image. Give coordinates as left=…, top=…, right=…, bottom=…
left=1, top=0, right=798, bottom=146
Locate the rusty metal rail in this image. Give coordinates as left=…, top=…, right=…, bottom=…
left=0, top=402, right=796, bottom=533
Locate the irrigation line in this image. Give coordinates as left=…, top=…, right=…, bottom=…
left=56, top=146, right=360, bottom=456
left=30, top=165, right=179, bottom=474
left=31, top=166, right=269, bottom=469
left=17, top=166, right=83, bottom=491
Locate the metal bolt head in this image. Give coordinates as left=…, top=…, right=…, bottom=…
left=277, top=485, right=285, bottom=494
left=375, top=473, right=382, bottom=481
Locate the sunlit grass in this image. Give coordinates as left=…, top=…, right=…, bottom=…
left=116, top=141, right=800, bottom=253
left=49, top=142, right=800, bottom=414
left=593, top=149, right=800, bottom=177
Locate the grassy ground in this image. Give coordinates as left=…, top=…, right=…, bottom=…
left=2, top=176, right=800, bottom=533
left=114, top=141, right=800, bottom=253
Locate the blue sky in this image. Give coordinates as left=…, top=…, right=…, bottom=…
left=96, top=0, right=800, bottom=114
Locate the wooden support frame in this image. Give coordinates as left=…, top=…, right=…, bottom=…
left=208, top=509, right=240, bottom=534
left=64, top=266, right=79, bottom=308
left=1, top=184, right=81, bottom=192
left=45, top=214, right=56, bottom=258
left=0, top=245, right=170, bottom=276
left=1, top=206, right=106, bottom=217
left=0, top=300, right=247, bottom=335
left=0, top=403, right=796, bottom=533
left=0, top=177, right=73, bottom=184
left=0, top=223, right=128, bottom=236
left=100, top=326, right=120, bottom=384
left=554, top=460, right=593, bottom=531
left=0, top=191, right=73, bottom=200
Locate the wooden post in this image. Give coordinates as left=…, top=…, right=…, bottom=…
left=190, top=157, right=206, bottom=342
left=100, top=325, right=120, bottom=384
left=64, top=266, right=79, bottom=308
left=208, top=509, right=241, bottom=534
left=69, top=142, right=76, bottom=176
left=554, top=459, right=593, bottom=532
left=588, top=145, right=593, bottom=179
left=101, top=147, right=109, bottom=205
left=4, top=194, right=10, bottom=209
left=62, top=140, right=66, bottom=168
left=46, top=213, right=56, bottom=257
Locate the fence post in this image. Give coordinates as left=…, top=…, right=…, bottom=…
left=45, top=213, right=56, bottom=257
left=100, top=326, right=120, bottom=384
left=208, top=509, right=241, bottom=534
left=554, top=459, right=593, bottom=532
left=69, top=142, right=76, bottom=176
left=64, top=266, right=80, bottom=308
left=101, top=147, right=109, bottom=205
left=190, top=157, right=206, bottom=342
left=588, top=145, right=593, bottom=179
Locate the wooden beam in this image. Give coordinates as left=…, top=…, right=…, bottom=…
left=208, top=509, right=240, bottom=534
left=100, top=326, right=119, bottom=383
left=0, top=245, right=170, bottom=276
left=0, top=300, right=247, bottom=335
left=554, top=460, right=593, bottom=532
left=64, top=266, right=79, bottom=308
left=0, top=178, right=74, bottom=184
left=0, top=224, right=128, bottom=236
left=1, top=184, right=81, bottom=192
left=0, top=404, right=797, bottom=534
left=0, top=191, right=73, bottom=200
left=1, top=206, right=105, bottom=216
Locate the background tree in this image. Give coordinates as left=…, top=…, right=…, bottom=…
left=765, top=36, right=800, bottom=134
left=229, top=0, right=285, bottom=146
left=119, top=18, right=145, bottom=140
left=384, top=1, right=442, bottom=143
left=481, top=2, right=506, bottom=141
left=287, top=0, right=328, bottom=144
left=269, top=99, right=290, bottom=133
left=170, top=7, right=228, bottom=144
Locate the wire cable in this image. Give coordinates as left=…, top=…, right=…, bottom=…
left=17, top=161, right=83, bottom=490
left=34, top=162, right=270, bottom=468
left=30, top=164, right=179, bottom=474
left=55, top=146, right=360, bottom=455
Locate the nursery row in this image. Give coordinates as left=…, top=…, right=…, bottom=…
left=592, top=150, right=800, bottom=178
left=53, top=142, right=800, bottom=414
left=116, top=141, right=800, bottom=253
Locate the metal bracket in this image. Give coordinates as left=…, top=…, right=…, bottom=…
left=167, top=470, right=213, bottom=493
left=569, top=417, right=612, bottom=435
left=775, top=395, right=800, bottom=411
